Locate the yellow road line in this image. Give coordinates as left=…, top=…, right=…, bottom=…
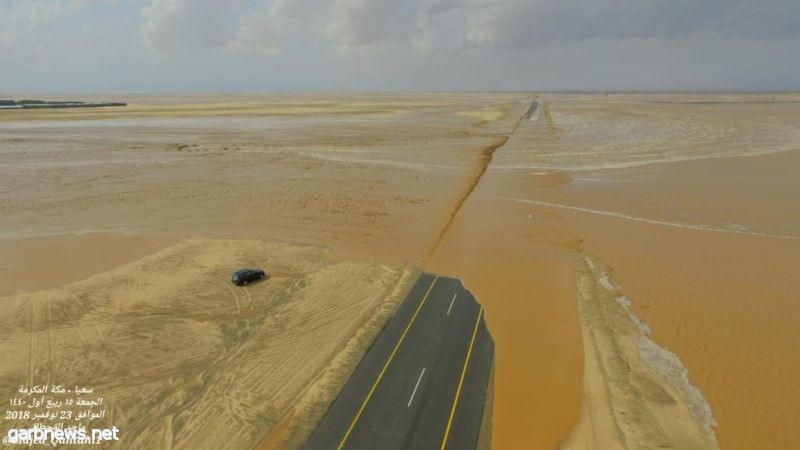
left=440, top=306, right=483, bottom=450
left=338, top=275, right=439, bottom=449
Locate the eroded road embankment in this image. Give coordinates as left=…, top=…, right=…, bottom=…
left=424, top=97, right=537, bottom=265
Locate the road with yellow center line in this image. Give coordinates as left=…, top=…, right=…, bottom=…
left=305, top=274, right=494, bottom=450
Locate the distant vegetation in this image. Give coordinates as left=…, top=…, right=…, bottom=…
left=0, top=99, right=126, bottom=109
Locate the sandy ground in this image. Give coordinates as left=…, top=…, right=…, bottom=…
left=0, top=238, right=417, bottom=449
left=562, top=257, right=718, bottom=449
left=2, top=92, right=799, bottom=449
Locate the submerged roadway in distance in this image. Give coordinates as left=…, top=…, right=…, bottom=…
left=305, top=274, right=494, bottom=450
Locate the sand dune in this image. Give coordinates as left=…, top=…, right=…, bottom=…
left=0, top=239, right=417, bottom=449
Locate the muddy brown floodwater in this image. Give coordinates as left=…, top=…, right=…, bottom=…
left=1, top=92, right=799, bottom=448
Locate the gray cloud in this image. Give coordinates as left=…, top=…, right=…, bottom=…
left=325, top=0, right=426, bottom=48
left=136, top=0, right=800, bottom=54
left=140, top=0, right=246, bottom=50
left=0, top=1, right=84, bottom=54
left=228, top=9, right=280, bottom=54
left=460, top=0, right=800, bottom=49
left=2, top=0, right=800, bottom=91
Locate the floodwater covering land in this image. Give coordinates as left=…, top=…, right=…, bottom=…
left=1, top=93, right=798, bottom=449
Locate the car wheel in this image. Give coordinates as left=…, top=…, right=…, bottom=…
left=243, top=280, right=249, bottom=286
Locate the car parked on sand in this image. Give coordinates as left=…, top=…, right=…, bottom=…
left=231, top=268, right=266, bottom=286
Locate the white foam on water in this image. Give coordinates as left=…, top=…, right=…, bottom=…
left=636, top=337, right=718, bottom=432
left=572, top=177, right=625, bottom=183
left=725, top=223, right=750, bottom=232
left=587, top=257, right=718, bottom=435
left=598, top=272, right=617, bottom=291
left=492, top=196, right=800, bottom=240
left=489, top=144, right=800, bottom=172
left=615, top=296, right=652, bottom=336
left=297, top=151, right=454, bottom=171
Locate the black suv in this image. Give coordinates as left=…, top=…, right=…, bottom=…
left=231, top=268, right=266, bottom=286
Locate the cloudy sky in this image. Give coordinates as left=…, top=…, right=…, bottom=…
left=1, top=0, right=799, bottom=92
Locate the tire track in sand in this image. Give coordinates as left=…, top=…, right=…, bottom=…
left=224, top=283, right=243, bottom=315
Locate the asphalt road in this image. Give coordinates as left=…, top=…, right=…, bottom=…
left=305, top=274, right=494, bottom=450
left=523, top=100, right=539, bottom=119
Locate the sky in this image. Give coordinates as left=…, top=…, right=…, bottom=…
left=1, top=0, right=799, bottom=92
